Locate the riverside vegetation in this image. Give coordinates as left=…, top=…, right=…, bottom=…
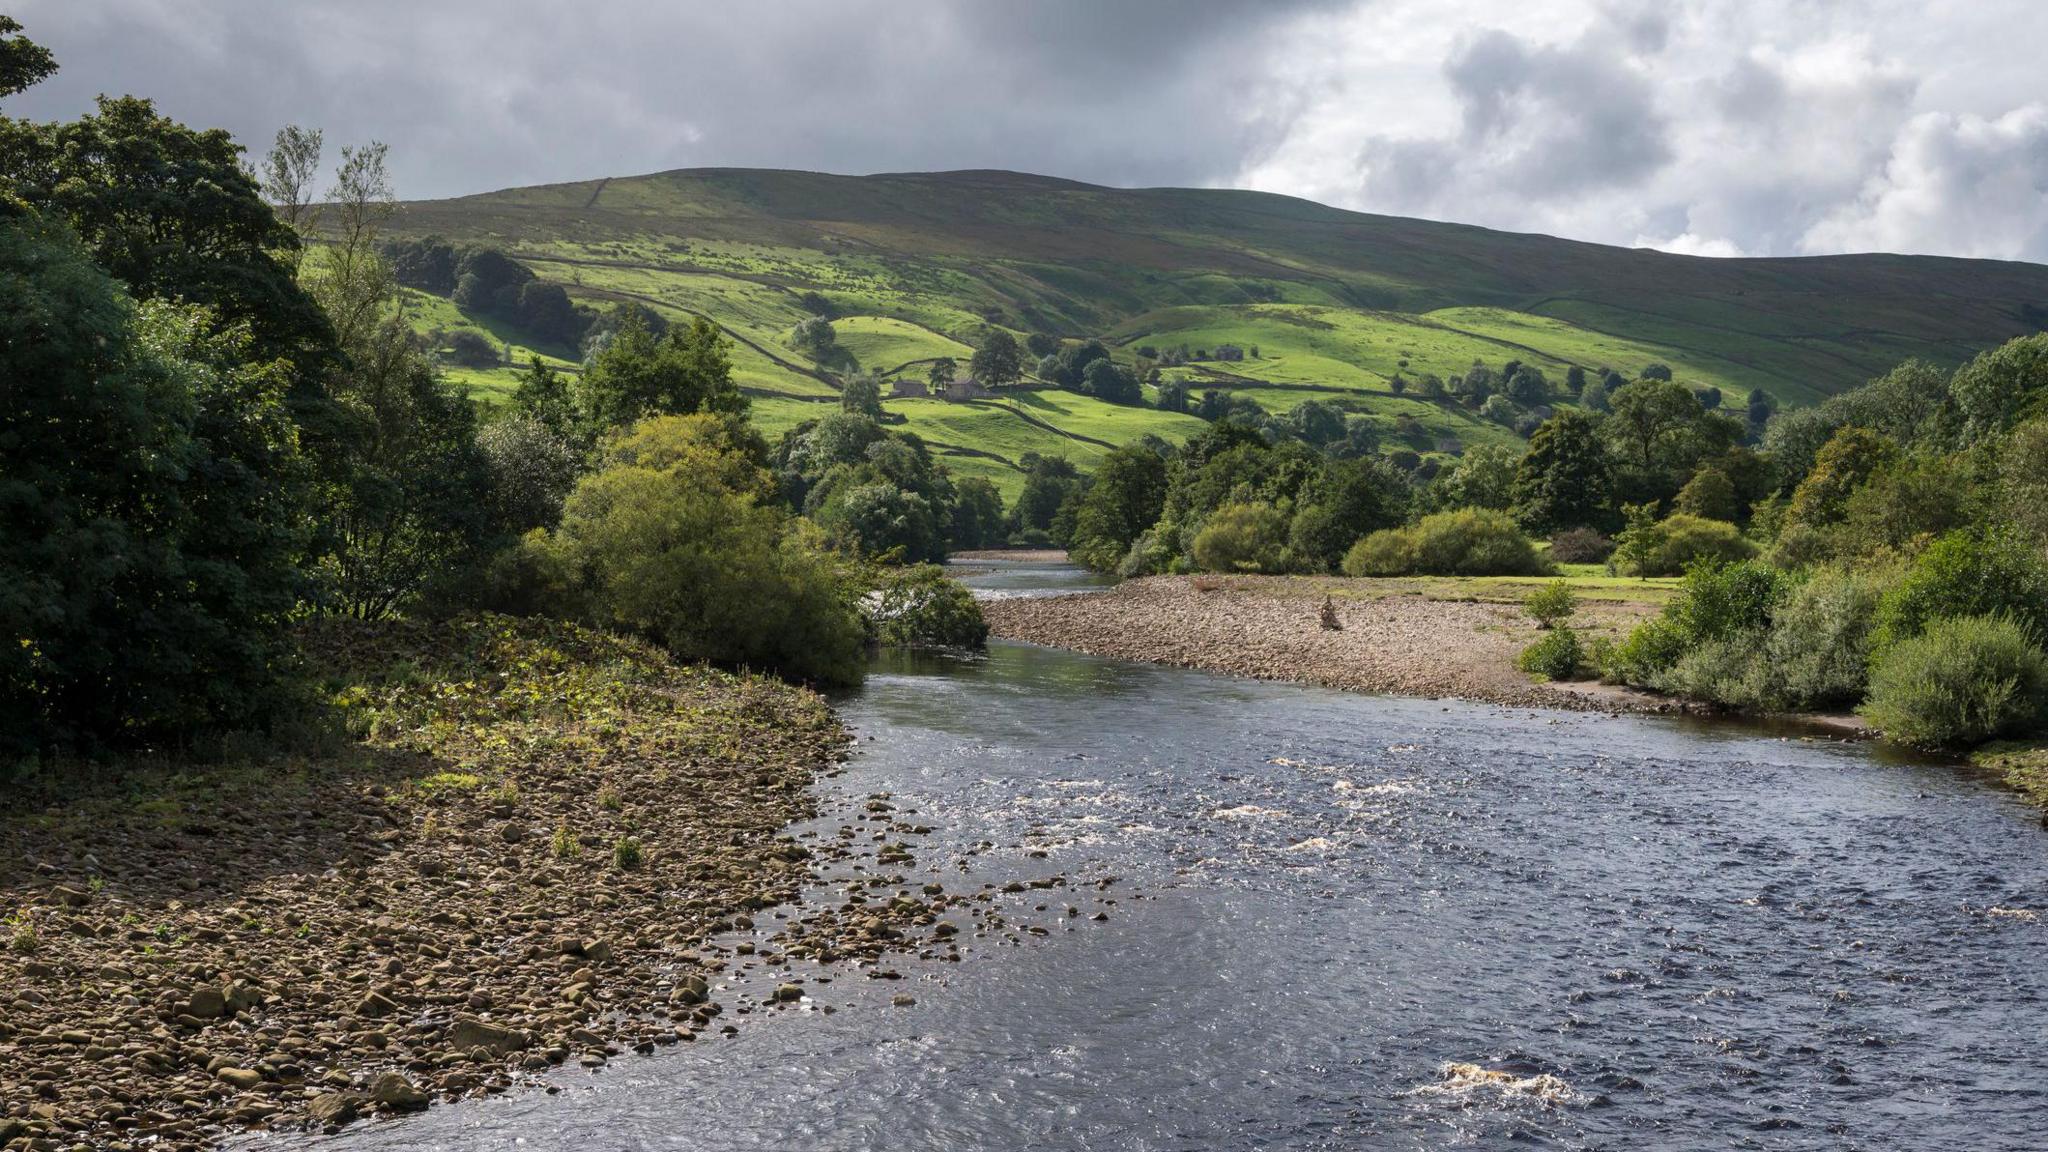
left=0, top=21, right=995, bottom=1147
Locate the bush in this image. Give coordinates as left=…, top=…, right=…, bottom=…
left=543, top=419, right=867, bottom=686
left=1602, top=560, right=1787, bottom=688
left=1191, top=502, right=1289, bottom=573
left=1871, top=527, right=2048, bottom=655
left=1518, top=627, right=1586, bottom=680
left=1755, top=565, right=1891, bottom=711
left=870, top=566, right=988, bottom=649
left=1614, top=514, right=1755, bottom=577
left=447, top=329, right=499, bottom=368
left=1525, top=580, right=1578, bottom=629
left=1341, top=509, right=1552, bottom=577
left=1863, top=615, right=2048, bottom=748
left=1547, top=527, right=1613, bottom=564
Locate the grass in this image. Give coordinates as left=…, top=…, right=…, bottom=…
left=377, top=166, right=2048, bottom=484
left=1971, top=740, right=2048, bottom=811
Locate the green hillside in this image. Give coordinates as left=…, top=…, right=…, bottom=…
left=385, top=167, right=2048, bottom=496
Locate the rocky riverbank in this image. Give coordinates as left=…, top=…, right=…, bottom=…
left=983, top=573, right=1671, bottom=714
left=0, top=615, right=971, bottom=1149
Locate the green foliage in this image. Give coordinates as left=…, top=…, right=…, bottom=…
left=1524, top=581, right=1579, bottom=629
left=1513, top=410, right=1611, bottom=534
left=1434, top=442, right=1520, bottom=512
left=612, top=836, right=645, bottom=871
left=1864, top=615, right=2048, bottom=748
left=1603, top=378, right=1741, bottom=504
left=840, top=372, right=884, bottom=419
left=1192, top=503, right=1290, bottom=573
left=1342, top=509, right=1552, bottom=577
left=1, top=216, right=304, bottom=757
left=1673, top=467, right=1740, bottom=522
left=477, top=415, right=584, bottom=534
left=969, top=328, right=1023, bottom=387
left=510, top=356, right=582, bottom=441
left=577, top=311, right=744, bottom=431
left=949, top=477, right=1006, bottom=550
left=1081, top=357, right=1142, bottom=404
left=1069, top=445, right=1168, bottom=572
left=1611, top=502, right=1663, bottom=580
left=1518, top=627, right=1586, bottom=680
left=1997, top=420, right=2048, bottom=542
left=0, top=16, right=57, bottom=98
left=1831, top=450, right=1976, bottom=560
left=1008, top=453, right=1083, bottom=536
left=1752, top=565, right=1891, bottom=710
left=1949, top=333, right=2048, bottom=446
left=541, top=418, right=866, bottom=686
left=1871, top=527, right=2048, bottom=655
left=1785, top=426, right=1900, bottom=533
left=1616, top=514, right=1755, bottom=578
left=871, top=565, right=988, bottom=649
left=1602, top=559, right=1788, bottom=690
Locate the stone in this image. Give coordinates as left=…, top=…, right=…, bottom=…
left=580, top=938, right=613, bottom=964
left=773, top=983, right=803, bottom=1003
left=368, top=1072, right=428, bottom=1112
left=307, top=1092, right=361, bottom=1127
left=185, top=988, right=227, bottom=1020
left=448, top=1017, right=527, bottom=1057
left=215, top=1067, right=263, bottom=1090
left=890, top=994, right=916, bottom=1007
left=51, top=884, right=91, bottom=907
left=355, top=991, right=400, bottom=1019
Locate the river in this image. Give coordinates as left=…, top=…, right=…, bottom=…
left=287, top=560, right=2048, bottom=1150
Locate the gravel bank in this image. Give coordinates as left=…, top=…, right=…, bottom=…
left=984, top=574, right=1670, bottom=713
left=0, top=616, right=980, bottom=1149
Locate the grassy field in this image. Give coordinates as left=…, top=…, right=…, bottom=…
left=383, top=166, right=2048, bottom=495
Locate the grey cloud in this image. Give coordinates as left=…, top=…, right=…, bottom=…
left=4, top=0, right=1348, bottom=200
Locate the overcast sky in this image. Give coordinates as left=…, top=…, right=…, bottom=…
left=9, top=0, right=2047, bottom=261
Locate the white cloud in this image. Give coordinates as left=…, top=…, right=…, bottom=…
left=1801, top=106, right=2048, bottom=260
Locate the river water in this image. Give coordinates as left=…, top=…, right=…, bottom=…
left=294, top=561, right=2048, bottom=1150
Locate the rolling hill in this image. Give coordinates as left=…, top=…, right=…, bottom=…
left=385, top=167, right=2048, bottom=497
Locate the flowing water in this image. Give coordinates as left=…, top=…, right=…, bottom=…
left=290, top=562, right=2048, bottom=1150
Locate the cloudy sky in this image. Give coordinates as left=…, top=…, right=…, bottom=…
left=9, top=0, right=2048, bottom=261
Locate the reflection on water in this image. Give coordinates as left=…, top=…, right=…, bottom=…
left=281, top=571, right=2048, bottom=1152
left=943, top=554, right=1114, bottom=599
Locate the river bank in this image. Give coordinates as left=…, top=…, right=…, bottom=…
left=982, top=571, right=1689, bottom=714
left=0, top=616, right=959, bottom=1149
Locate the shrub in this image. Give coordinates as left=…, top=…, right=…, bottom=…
left=1547, top=527, right=1613, bottom=564
left=1602, top=560, right=1787, bottom=688
left=1615, top=515, right=1754, bottom=577
left=446, top=329, right=499, bottom=368
left=1602, top=617, right=1690, bottom=684
left=1342, top=509, right=1552, bottom=577
left=545, top=423, right=867, bottom=686
left=1674, top=467, right=1740, bottom=521
left=1863, top=615, right=2048, bottom=748
left=1871, top=527, right=2048, bottom=655
left=1755, top=565, right=1890, bottom=711
left=1518, top=627, right=1586, bottom=680
left=612, top=836, right=645, bottom=871
left=1525, top=580, right=1578, bottom=629
left=871, top=565, right=988, bottom=649
left=1191, top=502, right=1289, bottom=573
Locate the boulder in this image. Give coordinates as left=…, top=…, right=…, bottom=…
left=368, top=1071, right=428, bottom=1112
left=185, top=988, right=228, bottom=1019
left=215, top=1067, right=263, bottom=1090
left=307, top=1092, right=361, bottom=1128
left=448, top=1017, right=528, bottom=1057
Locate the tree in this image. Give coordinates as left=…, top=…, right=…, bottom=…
left=1785, top=426, right=1900, bottom=532
left=1642, top=362, right=1673, bottom=381
left=0, top=94, right=336, bottom=371
left=1513, top=410, right=1613, bottom=533
left=1069, top=445, right=1169, bottom=571
left=1603, top=378, right=1740, bottom=502
left=1950, top=332, right=2048, bottom=446
left=926, top=357, right=957, bottom=391
left=1157, top=378, right=1190, bottom=413
left=578, top=312, right=743, bottom=430
left=970, top=329, right=1022, bottom=387
left=1009, top=454, right=1081, bottom=535
left=2, top=212, right=303, bottom=755
left=1082, top=357, right=1141, bottom=404
left=1613, top=503, right=1663, bottom=580
left=791, top=316, right=841, bottom=363
left=950, top=477, right=1006, bottom=550
left=1026, top=332, right=1060, bottom=358
left=1565, top=365, right=1588, bottom=396
left=841, top=373, right=884, bottom=419
left=1289, top=457, right=1407, bottom=571
left=511, top=357, right=582, bottom=440
left=0, top=16, right=54, bottom=98
left=1288, top=399, right=1346, bottom=445
left=1480, top=394, right=1515, bottom=424
left=1506, top=364, right=1549, bottom=407
left=1674, top=467, right=1740, bottom=522
left=1434, top=443, right=1521, bottom=511
left=259, top=125, right=325, bottom=237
